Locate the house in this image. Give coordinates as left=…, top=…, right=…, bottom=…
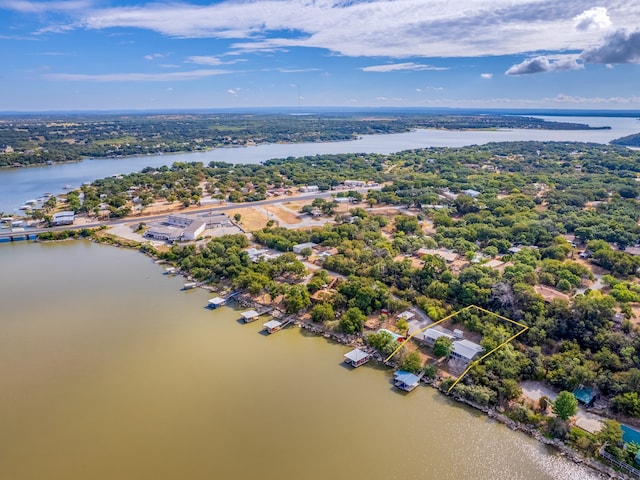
left=484, top=259, right=506, bottom=270
left=422, top=326, right=455, bottom=346
left=343, top=180, right=366, bottom=188
left=534, top=285, right=571, bottom=303
left=300, top=185, right=319, bottom=193
left=292, top=242, right=317, bottom=254
left=393, top=370, right=421, bottom=392
left=51, top=211, right=75, bottom=226
left=462, top=189, right=481, bottom=198
left=417, top=248, right=458, bottom=263
left=344, top=348, right=371, bottom=368
left=397, top=311, right=415, bottom=321
left=573, top=386, right=598, bottom=407
left=450, top=339, right=483, bottom=365
left=0, top=145, right=14, bottom=154
left=246, top=247, right=271, bottom=262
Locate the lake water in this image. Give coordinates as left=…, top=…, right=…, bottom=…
left=1, top=115, right=638, bottom=214
left=0, top=240, right=601, bottom=480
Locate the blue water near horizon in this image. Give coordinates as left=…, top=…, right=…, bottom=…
left=1, top=115, right=638, bottom=214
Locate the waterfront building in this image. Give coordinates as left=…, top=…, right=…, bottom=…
left=450, top=339, right=483, bottom=365
left=343, top=349, right=370, bottom=368
left=51, top=211, right=75, bottom=226
left=393, top=371, right=421, bottom=392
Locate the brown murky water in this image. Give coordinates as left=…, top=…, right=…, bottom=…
left=0, top=241, right=600, bottom=480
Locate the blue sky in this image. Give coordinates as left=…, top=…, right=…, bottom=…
left=1, top=0, right=639, bottom=111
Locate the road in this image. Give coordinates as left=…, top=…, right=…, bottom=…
left=0, top=187, right=380, bottom=240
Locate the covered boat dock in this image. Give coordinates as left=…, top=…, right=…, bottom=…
left=343, top=349, right=371, bottom=368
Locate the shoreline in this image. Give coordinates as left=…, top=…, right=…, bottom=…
left=34, top=233, right=631, bottom=479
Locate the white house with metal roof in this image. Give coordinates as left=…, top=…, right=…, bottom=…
left=450, top=339, right=483, bottom=365
left=292, top=242, right=317, bottom=254
left=422, top=326, right=456, bottom=347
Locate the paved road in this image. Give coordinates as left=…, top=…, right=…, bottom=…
left=0, top=187, right=380, bottom=240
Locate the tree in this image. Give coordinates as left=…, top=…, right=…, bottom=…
left=283, top=285, right=311, bottom=313
left=339, top=307, right=366, bottom=334
left=367, top=330, right=396, bottom=355
left=233, top=213, right=242, bottom=222
left=552, top=391, right=578, bottom=420
left=310, top=302, right=334, bottom=323
left=611, top=392, right=640, bottom=417
left=396, top=317, right=408, bottom=335
left=433, top=336, right=452, bottom=357
left=400, top=351, right=422, bottom=373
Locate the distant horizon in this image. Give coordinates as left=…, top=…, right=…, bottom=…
left=1, top=107, right=640, bottom=117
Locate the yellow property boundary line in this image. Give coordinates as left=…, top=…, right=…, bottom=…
left=384, top=304, right=528, bottom=394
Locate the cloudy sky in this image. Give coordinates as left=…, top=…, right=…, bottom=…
left=1, top=0, right=639, bottom=111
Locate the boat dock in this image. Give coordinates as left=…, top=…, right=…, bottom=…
left=262, top=316, right=295, bottom=334
left=344, top=348, right=371, bottom=368
left=393, top=371, right=424, bottom=392
left=207, top=291, right=240, bottom=309
left=183, top=282, right=198, bottom=290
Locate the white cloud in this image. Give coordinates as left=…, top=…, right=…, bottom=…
left=186, top=56, right=247, bottom=66
left=574, top=7, right=611, bottom=31
left=0, top=0, right=91, bottom=13
left=581, top=28, right=640, bottom=64
left=187, top=55, right=225, bottom=66
left=505, top=55, right=583, bottom=75
left=362, top=62, right=448, bottom=72
left=277, top=68, right=321, bottom=73
left=480, top=73, right=493, bottom=79
left=227, top=89, right=237, bottom=95
left=43, top=69, right=232, bottom=82
left=144, top=53, right=164, bottom=61
left=62, top=1, right=640, bottom=59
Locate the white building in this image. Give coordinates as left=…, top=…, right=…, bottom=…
left=300, top=185, right=319, bottom=193
left=343, top=180, right=366, bottom=188
left=422, top=326, right=455, bottom=346
left=292, top=242, right=317, bottom=254
left=144, top=225, right=182, bottom=242
left=51, top=211, right=75, bottom=226
left=182, top=220, right=207, bottom=240
left=450, top=339, right=483, bottom=365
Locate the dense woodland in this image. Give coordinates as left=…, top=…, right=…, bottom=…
left=0, top=112, right=609, bottom=167
left=52, top=139, right=640, bottom=464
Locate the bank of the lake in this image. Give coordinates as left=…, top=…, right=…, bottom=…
left=0, top=240, right=603, bottom=480
left=2, top=115, right=639, bottom=214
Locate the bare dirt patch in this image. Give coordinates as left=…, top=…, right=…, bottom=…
left=225, top=207, right=269, bottom=231
left=263, top=204, right=302, bottom=224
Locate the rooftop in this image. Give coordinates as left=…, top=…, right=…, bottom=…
left=452, top=339, right=483, bottom=360
left=344, top=349, right=370, bottom=363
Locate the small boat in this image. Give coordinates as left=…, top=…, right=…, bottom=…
left=183, top=282, right=197, bottom=290
left=63, top=185, right=72, bottom=189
